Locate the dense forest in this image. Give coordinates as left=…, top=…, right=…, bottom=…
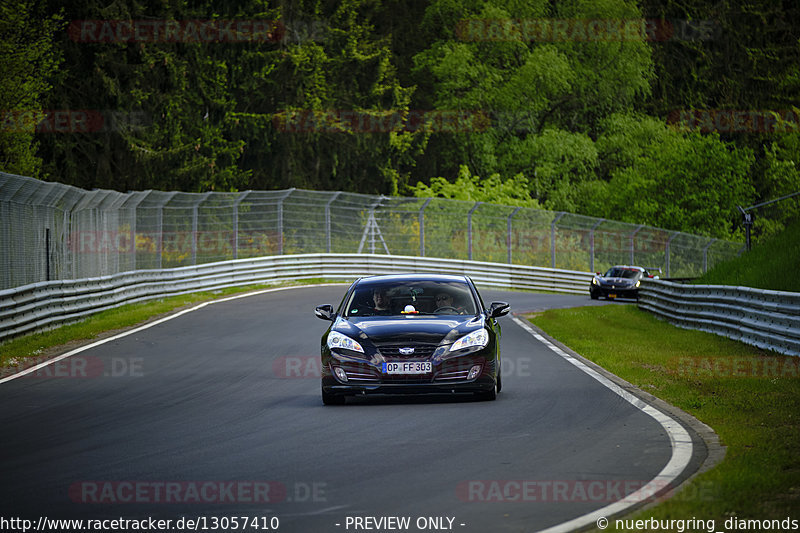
left=1, top=0, right=798, bottom=241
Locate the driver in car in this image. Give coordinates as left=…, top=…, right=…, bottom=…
left=434, top=292, right=466, bottom=314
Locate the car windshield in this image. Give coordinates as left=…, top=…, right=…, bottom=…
left=604, top=268, right=641, bottom=279
left=344, top=280, right=477, bottom=317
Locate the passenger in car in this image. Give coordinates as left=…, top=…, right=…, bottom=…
left=370, top=287, right=391, bottom=315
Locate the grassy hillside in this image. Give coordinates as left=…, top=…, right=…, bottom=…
left=697, top=218, right=800, bottom=292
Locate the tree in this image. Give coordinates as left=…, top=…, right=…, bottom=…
left=589, top=115, right=755, bottom=238
left=409, top=0, right=653, bottom=187
left=36, top=0, right=423, bottom=194
left=0, top=0, right=63, bottom=177
left=410, top=164, right=539, bottom=207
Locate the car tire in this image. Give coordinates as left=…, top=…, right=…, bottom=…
left=475, top=381, right=498, bottom=401
left=590, top=291, right=598, bottom=300
left=496, top=366, right=502, bottom=393
left=322, top=387, right=346, bottom=405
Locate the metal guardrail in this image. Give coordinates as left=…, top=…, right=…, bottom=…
left=0, top=253, right=592, bottom=342
left=638, top=279, right=800, bottom=356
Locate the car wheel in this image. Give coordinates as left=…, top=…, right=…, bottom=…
left=475, top=381, right=498, bottom=401
left=322, top=387, right=346, bottom=406
left=590, top=291, right=599, bottom=300
left=496, top=365, right=502, bottom=393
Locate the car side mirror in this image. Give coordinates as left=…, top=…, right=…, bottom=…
left=315, top=304, right=335, bottom=321
left=488, top=301, right=510, bottom=318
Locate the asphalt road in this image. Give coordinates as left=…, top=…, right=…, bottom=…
left=0, top=286, right=704, bottom=533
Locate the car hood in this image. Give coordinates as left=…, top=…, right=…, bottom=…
left=334, top=315, right=483, bottom=345
left=599, top=277, right=636, bottom=285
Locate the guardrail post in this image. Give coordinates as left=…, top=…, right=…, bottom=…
left=277, top=189, right=295, bottom=255
left=419, top=198, right=432, bottom=257
left=551, top=212, right=565, bottom=269
left=507, top=207, right=521, bottom=264
left=468, top=202, right=482, bottom=261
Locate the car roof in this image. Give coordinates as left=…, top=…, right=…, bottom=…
left=355, top=273, right=470, bottom=287
left=608, top=265, right=645, bottom=271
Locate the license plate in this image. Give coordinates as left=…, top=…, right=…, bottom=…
left=383, top=361, right=432, bottom=374
left=608, top=293, right=617, bottom=299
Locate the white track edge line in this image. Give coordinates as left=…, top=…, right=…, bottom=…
left=0, top=283, right=343, bottom=385
left=510, top=316, right=694, bottom=533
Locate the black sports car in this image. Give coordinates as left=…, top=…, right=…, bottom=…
left=589, top=265, right=656, bottom=300
left=315, top=273, right=510, bottom=405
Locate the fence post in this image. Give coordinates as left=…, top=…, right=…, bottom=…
left=233, top=191, right=252, bottom=260
left=1, top=202, right=9, bottom=288
left=468, top=202, right=482, bottom=261
left=703, top=239, right=717, bottom=272
left=156, top=192, right=176, bottom=269
left=191, top=193, right=212, bottom=265
left=126, top=192, right=149, bottom=272
left=325, top=191, right=341, bottom=253
left=45, top=227, right=50, bottom=281
left=277, top=189, right=295, bottom=255
left=665, top=231, right=679, bottom=277
left=630, top=225, right=644, bottom=265
left=419, top=198, right=432, bottom=257
left=507, top=207, right=521, bottom=264
left=589, top=218, right=604, bottom=273
left=550, top=212, right=565, bottom=269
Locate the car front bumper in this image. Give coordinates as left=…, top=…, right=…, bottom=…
left=321, top=352, right=497, bottom=396
left=591, top=285, right=639, bottom=299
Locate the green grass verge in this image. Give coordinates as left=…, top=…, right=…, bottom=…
left=697, top=218, right=800, bottom=292
left=0, top=278, right=339, bottom=374
left=527, top=305, right=800, bottom=528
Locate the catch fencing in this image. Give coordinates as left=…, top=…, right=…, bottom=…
left=0, top=172, right=744, bottom=291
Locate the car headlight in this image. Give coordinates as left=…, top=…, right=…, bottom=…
left=635, top=280, right=640, bottom=288
left=592, top=277, right=598, bottom=285
left=327, top=331, right=364, bottom=353
left=450, top=329, right=489, bottom=352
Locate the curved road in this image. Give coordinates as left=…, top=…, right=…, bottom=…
left=0, top=286, right=705, bottom=532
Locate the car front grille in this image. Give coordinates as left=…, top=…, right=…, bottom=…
left=375, top=343, right=438, bottom=358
